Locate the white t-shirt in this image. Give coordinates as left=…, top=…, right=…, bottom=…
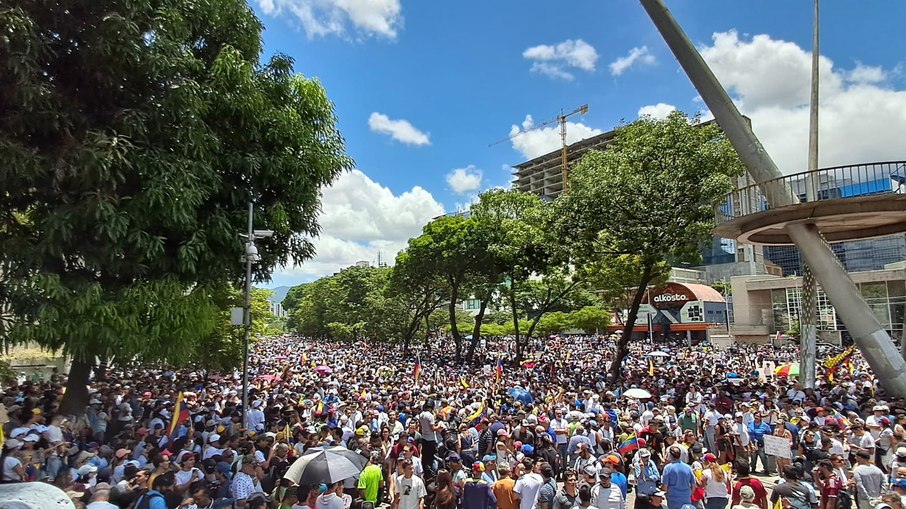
left=394, top=474, right=427, bottom=509
left=702, top=468, right=730, bottom=499
left=550, top=419, right=569, bottom=445
left=175, top=467, right=202, bottom=487
left=514, top=472, right=544, bottom=509
left=2, top=456, right=21, bottom=481
left=417, top=411, right=436, bottom=442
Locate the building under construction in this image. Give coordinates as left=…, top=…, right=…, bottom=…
left=511, top=129, right=617, bottom=200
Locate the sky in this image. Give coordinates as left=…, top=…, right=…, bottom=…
left=257, top=0, right=906, bottom=289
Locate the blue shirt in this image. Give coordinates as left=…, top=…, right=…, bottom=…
left=748, top=421, right=773, bottom=443
left=662, top=460, right=696, bottom=505
left=136, top=490, right=167, bottom=509
left=611, top=471, right=629, bottom=498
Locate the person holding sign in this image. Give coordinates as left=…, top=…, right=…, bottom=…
left=771, top=418, right=794, bottom=474
left=748, top=415, right=775, bottom=477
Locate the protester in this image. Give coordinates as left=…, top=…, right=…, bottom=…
left=2, top=333, right=905, bottom=509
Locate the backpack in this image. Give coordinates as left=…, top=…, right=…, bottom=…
left=135, top=492, right=165, bottom=509
left=834, top=489, right=853, bottom=509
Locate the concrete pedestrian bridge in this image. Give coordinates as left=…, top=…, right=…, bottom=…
left=713, top=161, right=906, bottom=244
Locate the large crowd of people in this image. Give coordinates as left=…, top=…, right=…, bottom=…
left=2, top=334, right=905, bottom=509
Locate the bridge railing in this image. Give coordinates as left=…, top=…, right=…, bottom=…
left=716, top=161, right=906, bottom=225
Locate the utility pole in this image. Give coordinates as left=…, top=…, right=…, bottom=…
left=241, top=201, right=254, bottom=427
left=559, top=104, right=589, bottom=192
left=801, top=0, right=820, bottom=389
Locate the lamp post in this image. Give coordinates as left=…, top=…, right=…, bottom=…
left=240, top=201, right=273, bottom=428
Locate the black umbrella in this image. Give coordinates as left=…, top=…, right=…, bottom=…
left=283, top=447, right=366, bottom=485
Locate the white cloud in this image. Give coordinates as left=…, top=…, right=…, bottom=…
left=272, top=170, right=444, bottom=281
left=255, top=0, right=402, bottom=39
left=699, top=30, right=906, bottom=174
left=530, top=62, right=577, bottom=81
left=509, top=115, right=603, bottom=160
left=446, top=166, right=483, bottom=194
left=368, top=112, right=431, bottom=146
left=846, top=62, right=886, bottom=84
left=523, top=39, right=599, bottom=81
left=609, top=46, right=656, bottom=76
left=638, top=103, right=677, bottom=120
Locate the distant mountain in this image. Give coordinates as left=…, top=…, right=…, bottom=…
left=268, top=286, right=291, bottom=304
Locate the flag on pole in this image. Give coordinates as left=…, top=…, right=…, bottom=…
left=648, top=358, right=655, bottom=377
left=495, top=359, right=504, bottom=383
left=167, top=392, right=190, bottom=445
left=822, top=345, right=856, bottom=370
left=833, top=411, right=851, bottom=427
left=618, top=434, right=639, bottom=455
left=413, top=355, right=422, bottom=383
left=466, top=403, right=486, bottom=424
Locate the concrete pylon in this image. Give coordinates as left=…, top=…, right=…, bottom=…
left=638, top=0, right=906, bottom=397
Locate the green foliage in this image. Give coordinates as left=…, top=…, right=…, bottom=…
left=0, top=0, right=351, bottom=371
left=568, top=306, right=612, bottom=333
left=553, top=111, right=743, bottom=379
left=553, top=112, right=742, bottom=265
left=0, top=360, right=17, bottom=387
left=282, top=283, right=309, bottom=312
left=288, top=266, right=408, bottom=342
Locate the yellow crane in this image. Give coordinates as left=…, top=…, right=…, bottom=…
left=490, top=104, right=589, bottom=192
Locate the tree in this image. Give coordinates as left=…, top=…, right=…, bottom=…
left=0, top=0, right=352, bottom=412
left=282, top=283, right=309, bottom=312
left=408, top=216, right=481, bottom=361
left=553, top=111, right=743, bottom=382
left=568, top=306, right=612, bottom=334
left=472, top=189, right=578, bottom=361
left=386, top=249, right=448, bottom=354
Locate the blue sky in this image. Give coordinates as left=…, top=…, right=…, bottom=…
left=258, top=0, right=906, bottom=288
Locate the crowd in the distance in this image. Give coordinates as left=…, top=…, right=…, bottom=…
left=1, top=334, right=905, bottom=509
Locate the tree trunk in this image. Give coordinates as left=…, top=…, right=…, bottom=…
left=466, top=300, right=488, bottom=362
left=607, top=263, right=655, bottom=383
left=59, top=358, right=94, bottom=416
left=509, top=283, right=522, bottom=362
left=448, top=281, right=462, bottom=362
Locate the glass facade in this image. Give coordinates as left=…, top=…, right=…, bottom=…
left=765, top=234, right=906, bottom=276
left=767, top=280, right=906, bottom=341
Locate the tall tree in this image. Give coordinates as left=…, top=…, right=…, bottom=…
left=553, top=111, right=742, bottom=381
left=386, top=250, right=448, bottom=354
left=407, top=216, right=479, bottom=361
left=0, top=0, right=352, bottom=412
left=472, top=189, right=575, bottom=361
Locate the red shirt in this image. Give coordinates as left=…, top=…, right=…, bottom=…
left=821, top=474, right=843, bottom=506
left=733, top=478, right=768, bottom=508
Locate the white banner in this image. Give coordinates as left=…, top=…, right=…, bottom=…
left=763, top=434, right=791, bottom=459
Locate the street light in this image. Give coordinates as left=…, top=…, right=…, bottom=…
left=240, top=202, right=273, bottom=427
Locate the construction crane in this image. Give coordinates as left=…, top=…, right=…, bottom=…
left=490, top=104, right=589, bottom=192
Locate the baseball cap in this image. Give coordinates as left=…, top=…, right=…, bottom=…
left=895, top=479, right=906, bottom=490
left=703, top=453, right=717, bottom=462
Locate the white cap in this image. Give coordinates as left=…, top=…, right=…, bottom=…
left=208, top=434, right=221, bottom=443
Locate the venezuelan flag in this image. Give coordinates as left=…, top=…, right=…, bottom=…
left=618, top=435, right=639, bottom=455
left=495, top=359, right=504, bottom=383
left=413, top=355, right=422, bottom=382
left=167, top=392, right=190, bottom=445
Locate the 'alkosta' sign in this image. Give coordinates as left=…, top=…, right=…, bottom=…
left=653, top=293, right=688, bottom=303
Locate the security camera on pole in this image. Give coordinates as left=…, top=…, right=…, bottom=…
left=236, top=201, right=274, bottom=427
